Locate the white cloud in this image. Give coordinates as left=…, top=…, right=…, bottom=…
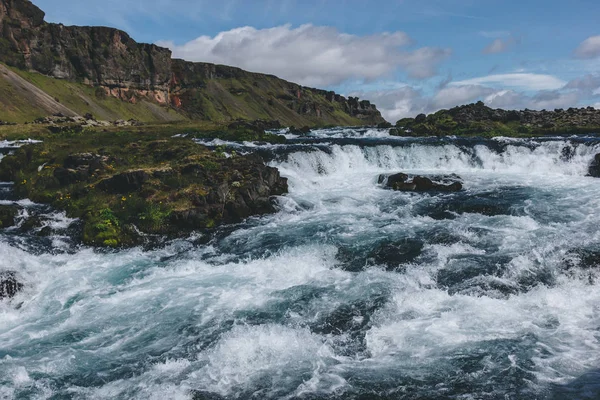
left=451, top=73, right=566, bottom=91
left=356, top=80, right=590, bottom=123
left=157, top=24, right=451, bottom=87
left=565, top=74, right=600, bottom=92
left=351, top=87, right=429, bottom=121
left=574, top=35, right=600, bottom=59
left=483, top=90, right=525, bottom=109
left=483, top=38, right=509, bottom=54
left=433, top=85, right=495, bottom=108
left=528, top=91, right=580, bottom=110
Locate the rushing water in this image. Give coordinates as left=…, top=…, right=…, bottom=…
left=2, top=129, right=600, bottom=399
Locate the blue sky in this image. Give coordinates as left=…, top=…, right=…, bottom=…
left=34, top=0, right=600, bottom=121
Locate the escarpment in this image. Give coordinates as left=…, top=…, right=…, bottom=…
left=0, top=0, right=385, bottom=125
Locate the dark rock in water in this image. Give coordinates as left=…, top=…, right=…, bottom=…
left=0, top=272, right=23, bottom=299
left=379, top=173, right=463, bottom=192
left=588, top=154, right=600, bottom=177
left=379, top=172, right=408, bottom=186
left=0, top=205, right=18, bottom=228
left=191, top=391, right=225, bottom=400
left=560, top=145, right=575, bottom=162
left=289, top=125, right=311, bottom=135
left=97, top=170, right=150, bottom=193
left=370, top=238, right=424, bottom=269
left=562, top=249, right=600, bottom=271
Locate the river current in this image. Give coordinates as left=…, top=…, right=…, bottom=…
left=1, top=128, right=600, bottom=399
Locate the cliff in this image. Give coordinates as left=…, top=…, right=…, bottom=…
left=0, top=0, right=384, bottom=125
left=394, top=101, right=600, bottom=137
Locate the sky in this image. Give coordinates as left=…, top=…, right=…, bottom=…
left=34, top=0, right=600, bottom=122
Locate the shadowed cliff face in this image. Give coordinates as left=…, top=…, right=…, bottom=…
left=0, top=0, right=385, bottom=125
left=0, top=0, right=172, bottom=92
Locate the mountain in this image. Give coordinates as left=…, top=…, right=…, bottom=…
left=393, top=101, right=600, bottom=137
left=0, top=0, right=384, bottom=125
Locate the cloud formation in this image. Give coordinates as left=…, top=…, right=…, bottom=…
left=483, top=38, right=510, bottom=54
left=574, top=35, right=600, bottom=59
left=357, top=81, right=589, bottom=123
left=157, top=25, right=451, bottom=87
left=451, top=73, right=566, bottom=91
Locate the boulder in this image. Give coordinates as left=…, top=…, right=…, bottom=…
left=588, top=154, right=600, bottom=177
left=97, top=170, right=150, bottom=193
left=0, top=272, right=23, bottom=299
left=0, top=205, right=18, bottom=228
left=379, top=173, right=463, bottom=193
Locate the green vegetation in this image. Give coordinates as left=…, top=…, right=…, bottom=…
left=0, top=126, right=287, bottom=247
left=0, top=64, right=187, bottom=123
left=394, top=102, right=600, bottom=137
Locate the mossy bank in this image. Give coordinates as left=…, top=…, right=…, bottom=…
left=0, top=128, right=288, bottom=247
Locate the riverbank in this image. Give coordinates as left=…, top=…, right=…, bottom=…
left=0, top=125, right=288, bottom=247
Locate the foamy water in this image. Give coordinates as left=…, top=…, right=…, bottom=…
left=1, top=129, right=600, bottom=399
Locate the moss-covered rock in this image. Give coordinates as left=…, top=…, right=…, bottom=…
left=393, top=102, right=600, bottom=137
left=0, top=130, right=288, bottom=247
left=0, top=204, right=17, bottom=228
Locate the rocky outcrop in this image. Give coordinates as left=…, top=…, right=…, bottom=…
left=0, top=0, right=385, bottom=126
left=172, top=154, right=287, bottom=227
left=588, top=154, right=600, bottom=177
left=0, top=271, right=22, bottom=299
left=1, top=0, right=171, bottom=101
left=0, top=131, right=289, bottom=247
left=394, top=101, right=600, bottom=137
left=0, top=204, right=17, bottom=227
left=170, top=59, right=385, bottom=124
left=379, top=173, right=463, bottom=192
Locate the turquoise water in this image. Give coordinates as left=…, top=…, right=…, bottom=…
left=1, top=130, right=600, bottom=399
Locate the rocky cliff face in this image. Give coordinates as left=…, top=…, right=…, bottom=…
left=170, top=59, right=383, bottom=123
left=0, top=0, right=172, bottom=103
left=0, top=0, right=385, bottom=125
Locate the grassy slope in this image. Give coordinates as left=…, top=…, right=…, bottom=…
left=0, top=64, right=188, bottom=123
left=190, top=75, right=363, bottom=127
left=0, top=63, right=368, bottom=127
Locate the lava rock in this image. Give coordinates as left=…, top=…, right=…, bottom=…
left=370, top=238, right=424, bottom=269
left=588, top=154, right=600, bottom=177
left=97, top=170, right=150, bottom=193
left=289, top=125, right=311, bottom=135
left=0, top=272, right=23, bottom=299
left=0, top=205, right=18, bottom=228
left=379, top=173, right=463, bottom=192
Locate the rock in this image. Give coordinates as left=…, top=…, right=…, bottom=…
left=380, top=173, right=463, bottom=193
left=0, top=272, right=23, bottom=299
left=0, top=205, right=18, bottom=228
left=53, top=165, right=96, bottom=185
left=378, top=172, right=408, bottom=186
left=413, top=176, right=435, bottom=191
left=289, top=125, right=311, bottom=135
left=415, top=113, right=427, bottom=123
left=370, top=238, right=424, bottom=269
left=97, top=170, right=150, bottom=193
left=377, top=121, right=392, bottom=129
left=588, top=154, right=600, bottom=177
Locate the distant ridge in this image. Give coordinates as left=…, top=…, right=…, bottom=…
left=393, top=101, right=600, bottom=137
left=0, top=0, right=385, bottom=125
